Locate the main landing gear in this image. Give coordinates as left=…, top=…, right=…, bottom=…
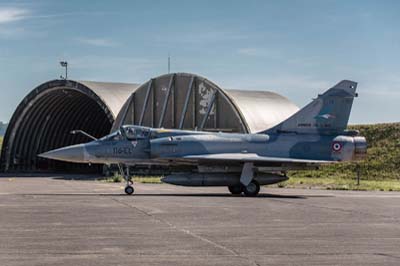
left=118, top=164, right=135, bottom=195
left=228, top=180, right=260, bottom=197
left=228, top=185, right=242, bottom=195
left=228, top=162, right=260, bottom=197
left=242, top=180, right=260, bottom=197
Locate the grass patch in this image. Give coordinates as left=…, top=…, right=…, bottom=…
left=272, top=176, right=400, bottom=191
left=134, top=176, right=163, bottom=184
left=100, top=173, right=123, bottom=183
left=281, top=123, right=400, bottom=191
left=290, top=122, right=400, bottom=178
left=100, top=174, right=162, bottom=184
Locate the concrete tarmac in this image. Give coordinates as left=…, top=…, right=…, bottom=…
left=0, top=176, right=399, bottom=266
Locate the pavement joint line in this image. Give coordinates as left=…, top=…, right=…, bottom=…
left=267, top=196, right=400, bottom=222
left=373, top=253, right=400, bottom=260
left=110, top=197, right=239, bottom=256
left=0, top=252, right=399, bottom=257
left=110, top=197, right=261, bottom=266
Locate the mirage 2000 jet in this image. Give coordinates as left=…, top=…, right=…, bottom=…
left=39, top=80, right=367, bottom=196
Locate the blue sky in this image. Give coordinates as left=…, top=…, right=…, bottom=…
left=0, top=0, right=399, bottom=124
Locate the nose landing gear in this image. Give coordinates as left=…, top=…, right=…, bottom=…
left=118, top=164, right=135, bottom=195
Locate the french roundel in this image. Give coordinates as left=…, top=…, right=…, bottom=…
left=332, top=142, right=342, bottom=152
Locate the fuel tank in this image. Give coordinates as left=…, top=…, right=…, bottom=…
left=161, top=173, right=288, bottom=186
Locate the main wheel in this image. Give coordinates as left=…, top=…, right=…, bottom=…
left=228, top=185, right=242, bottom=195
left=124, top=186, right=134, bottom=195
left=243, top=181, right=260, bottom=197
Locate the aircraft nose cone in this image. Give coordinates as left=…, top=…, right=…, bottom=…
left=38, top=144, right=88, bottom=163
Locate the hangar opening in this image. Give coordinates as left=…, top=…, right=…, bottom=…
left=0, top=80, right=138, bottom=173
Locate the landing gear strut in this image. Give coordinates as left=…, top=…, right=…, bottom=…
left=233, top=162, right=260, bottom=197
left=118, top=164, right=134, bottom=195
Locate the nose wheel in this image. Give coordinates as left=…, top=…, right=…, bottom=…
left=124, top=185, right=134, bottom=195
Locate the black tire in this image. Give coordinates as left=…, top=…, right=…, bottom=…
left=125, top=186, right=134, bottom=195
left=228, top=185, right=242, bottom=195
left=243, top=181, right=260, bottom=197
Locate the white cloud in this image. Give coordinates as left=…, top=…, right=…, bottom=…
left=77, top=37, right=119, bottom=47
left=70, top=55, right=156, bottom=69
left=237, top=48, right=261, bottom=56
left=152, top=30, right=248, bottom=47
left=361, top=76, right=400, bottom=97
left=237, top=47, right=282, bottom=59
left=64, top=55, right=162, bottom=82
left=0, top=7, right=28, bottom=24
left=0, top=26, right=26, bottom=38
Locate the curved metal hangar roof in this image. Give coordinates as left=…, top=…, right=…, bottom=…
left=0, top=73, right=298, bottom=173
left=113, top=73, right=299, bottom=134
left=0, top=80, right=139, bottom=172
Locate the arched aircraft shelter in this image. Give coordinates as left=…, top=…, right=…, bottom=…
left=0, top=73, right=298, bottom=173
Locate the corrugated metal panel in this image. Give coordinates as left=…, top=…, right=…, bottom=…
left=112, top=73, right=299, bottom=133
left=78, top=81, right=140, bottom=117
left=224, top=89, right=299, bottom=133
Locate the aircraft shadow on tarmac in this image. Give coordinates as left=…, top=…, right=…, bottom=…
left=129, top=193, right=307, bottom=199
left=118, top=193, right=332, bottom=199
left=5, top=175, right=332, bottom=199
left=22, top=193, right=333, bottom=199
left=0, top=174, right=100, bottom=179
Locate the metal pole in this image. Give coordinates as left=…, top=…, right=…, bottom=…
left=60, top=61, right=68, bottom=80
left=356, top=164, right=361, bottom=186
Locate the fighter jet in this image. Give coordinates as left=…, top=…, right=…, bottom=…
left=39, top=80, right=367, bottom=196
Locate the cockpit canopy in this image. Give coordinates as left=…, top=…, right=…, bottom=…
left=99, top=125, right=152, bottom=142
left=123, top=125, right=151, bottom=140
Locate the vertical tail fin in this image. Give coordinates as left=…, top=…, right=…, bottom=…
left=263, top=80, right=358, bottom=135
